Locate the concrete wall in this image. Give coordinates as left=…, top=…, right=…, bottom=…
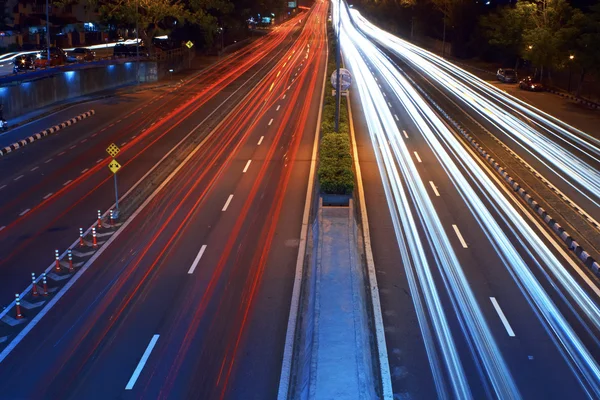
left=1, top=62, right=137, bottom=119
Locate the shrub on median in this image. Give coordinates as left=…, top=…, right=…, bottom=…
left=318, top=133, right=355, bottom=195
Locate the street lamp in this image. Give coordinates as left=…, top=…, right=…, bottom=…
left=568, top=54, right=575, bottom=93
left=45, top=0, right=51, bottom=60
left=528, top=45, right=533, bottom=50
left=335, top=0, right=341, bottom=132
left=135, top=0, right=140, bottom=84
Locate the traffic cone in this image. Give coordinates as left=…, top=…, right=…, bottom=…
left=15, top=294, right=23, bottom=319
left=32, top=273, right=38, bottom=297
left=92, top=228, right=97, bottom=247
left=54, top=249, right=61, bottom=272
left=79, top=227, right=84, bottom=246
left=109, top=210, right=114, bottom=226
left=97, top=210, right=102, bottom=227
left=68, top=249, right=73, bottom=273
left=42, top=273, right=48, bottom=296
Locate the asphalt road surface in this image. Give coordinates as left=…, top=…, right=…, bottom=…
left=0, top=2, right=327, bottom=398
left=338, top=2, right=600, bottom=399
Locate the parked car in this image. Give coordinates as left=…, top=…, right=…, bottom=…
left=519, top=76, right=544, bottom=92
left=67, top=47, right=95, bottom=63
left=34, top=47, right=67, bottom=68
left=13, top=55, right=35, bottom=73
left=497, top=68, right=518, bottom=83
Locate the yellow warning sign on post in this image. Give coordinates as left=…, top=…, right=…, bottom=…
left=106, top=143, right=120, bottom=158
left=108, top=159, right=121, bottom=174
left=186, top=40, right=194, bottom=49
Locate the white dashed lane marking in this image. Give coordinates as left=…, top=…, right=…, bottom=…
left=43, top=192, right=53, bottom=200
left=222, top=195, right=234, bottom=212
left=19, top=208, right=30, bottom=216
left=14, top=175, right=24, bottom=181
left=452, top=225, right=468, bottom=248
left=243, top=160, right=252, bottom=173
left=81, top=168, right=89, bottom=174
left=258, top=136, right=264, bottom=146
left=429, top=181, right=440, bottom=197
left=413, top=152, right=422, bottom=163
left=45, top=159, right=53, bottom=163
left=30, top=166, right=39, bottom=172
left=268, top=119, right=274, bottom=126
left=63, top=180, right=72, bottom=186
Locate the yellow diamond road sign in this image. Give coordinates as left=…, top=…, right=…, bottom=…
left=106, top=143, right=120, bottom=158
left=108, top=159, right=121, bottom=174
left=186, top=40, right=194, bottom=49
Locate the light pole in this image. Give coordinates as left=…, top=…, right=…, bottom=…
left=135, top=0, right=140, bottom=84
left=568, top=54, right=574, bottom=93
left=335, top=0, right=341, bottom=132
left=45, top=0, right=51, bottom=60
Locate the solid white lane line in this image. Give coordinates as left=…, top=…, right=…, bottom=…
left=452, top=224, right=468, bottom=248
left=188, top=245, right=207, bottom=274
left=63, top=180, right=72, bottom=186
left=490, top=297, right=515, bottom=337
left=81, top=168, right=89, bottom=174
left=429, top=181, right=440, bottom=197
left=125, top=334, right=160, bottom=390
left=96, top=158, right=104, bottom=163
left=243, top=160, right=252, bottom=173
left=19, top=209, right=30, bottom=216
left=268, top=118, right=274, bottom=126
left=394, top=114, right=399, bottom=121
left=257, top=136, right=264, bottom=145
left=45, top=158, right=53, bottom=163
left=403, top=130, right=409, bottom=139
left=30, top=166, right=39, bottom=172
left=43, top=192, right=53, bottom=200
left=14, top=175, right=24, bottom=181
left=222, top=195, right=234, bottom=211
left=276, top=105, right=281, bottom=111
left=413, top=152, right=422, bottom=163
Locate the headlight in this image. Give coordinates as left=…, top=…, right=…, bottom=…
left=531, top=85, right=535, bottom=89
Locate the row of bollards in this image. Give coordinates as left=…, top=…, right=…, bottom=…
left=12, top=209, right=118, bottom=321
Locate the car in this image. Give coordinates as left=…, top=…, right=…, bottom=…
left=34, top=47, right=67, bottom=68
left=497, top=68, right=518, bottom=83
left=519, top=77, right=544, bottom=91
left=67, top=47, right=95, bottom=62
left=13, top=55, right=35, bottom=73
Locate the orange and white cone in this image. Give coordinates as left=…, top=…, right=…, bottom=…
left=92, top=228, right=97, bottom=247
left=79, top=227, right=84, bottom=246
left=68, top=249, right=73, bottom=273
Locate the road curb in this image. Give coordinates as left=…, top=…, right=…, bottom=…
left=421, top=90, right=600, bottom=279
left=544, top=88, right=600, bottom=110
left=347, top=89, right=394, bottom=399
left=277, top=26, right=329, bottom=400
left=0, top=110, right=95, bottom=156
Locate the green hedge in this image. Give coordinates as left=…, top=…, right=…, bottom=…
left=317, top=23, right=355, bottom=195
left=318, top=134, right=355, bottom=194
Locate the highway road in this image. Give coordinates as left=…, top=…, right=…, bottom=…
left=0, top=13, right=305, bottom=301
left=0, top=1, right=327, bottom=399
left=336, top=2, right=600, bottom=399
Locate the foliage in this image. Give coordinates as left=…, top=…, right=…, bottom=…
left=318, top=134, right=355, bottom=195
left=317, top=22, right=355, bottom=196
left=479, top=0, right=585, bottom=78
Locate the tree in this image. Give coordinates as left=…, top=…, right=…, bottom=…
left=479, top=2, right=535, bottom=67
left=571, top=2, right=600, bottom=95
